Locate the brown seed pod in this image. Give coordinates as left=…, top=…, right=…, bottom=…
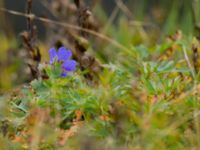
left=192, top=38, right=200, bottom=73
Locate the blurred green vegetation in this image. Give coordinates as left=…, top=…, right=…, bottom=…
left=1, top=35, right=200, bottom=149
left=0, top=0, right=200, bottom=92
left=0, top=35, right=17, bottom=92
left=0, top=0, right=200, bottom=149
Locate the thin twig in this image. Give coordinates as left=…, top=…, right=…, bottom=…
left=116, top=0, right=133, bottom=19
left=182, top=45, right=195, bottom=79
left=26, top=0, right=33, bottom=33
left=0, top=7, right=135, bottom=57
left=102, top=6, right=119, bottom=33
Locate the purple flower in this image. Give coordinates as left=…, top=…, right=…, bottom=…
left=49, top=47, right=77, bottom=77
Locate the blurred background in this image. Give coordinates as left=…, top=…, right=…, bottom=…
left=0, top=0, right=200, bottom=93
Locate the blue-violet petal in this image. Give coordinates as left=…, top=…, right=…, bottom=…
left=60, top=72, right=67, bottom=77
left=57, top=47, right=72, bottom=62
left=49, top=47, right=57, bottom=64
left=62, top=60, right=77, bottom=71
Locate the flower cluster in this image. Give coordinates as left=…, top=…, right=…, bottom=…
left=49, top=47, right=77, bottom=77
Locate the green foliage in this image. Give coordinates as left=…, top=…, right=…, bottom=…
left=0, top=35, right=200, bottom=149
left=0, top=0, right=200, bottom=149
